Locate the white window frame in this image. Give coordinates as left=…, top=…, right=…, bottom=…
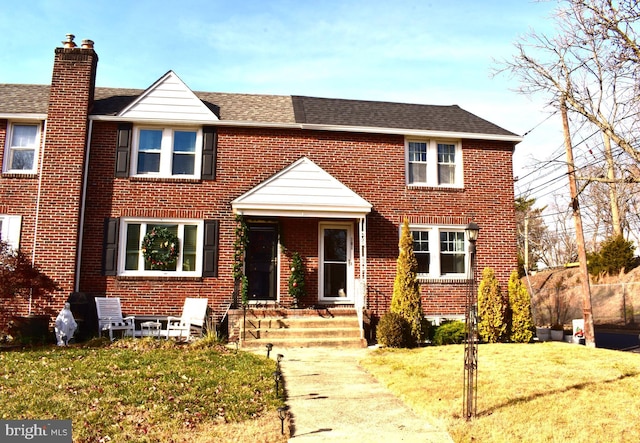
left=130, top=126, right=202, bottom=179
left=118, top=218, right=204, bottom=277
left=407, top=224, right=469, bottom=280
left=3, top=121, right=41, bottom=174
left=0, top=215, right=22, bottom=250
left=405, top=138, right=463, bottom=187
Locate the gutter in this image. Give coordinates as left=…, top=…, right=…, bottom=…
left=89, top=115, right=523, bottom=143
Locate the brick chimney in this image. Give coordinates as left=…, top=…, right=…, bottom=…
left=33, top=35, right=98, bottom=300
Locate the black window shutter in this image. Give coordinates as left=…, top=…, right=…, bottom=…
left=202, top=219, right=219, bottom=277
left=102, top=218, right=120, bottom=276
left=201, top=126, right=217, bottom=180
left=115, top=123, right=132, bottom=177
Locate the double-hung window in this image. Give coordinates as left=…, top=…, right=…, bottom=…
left=4, top=122, right=40, bottom=173
left=406, top=139, right=462, bottom=187
left=133, top=127, right=201, bottom=178
left=120, top=220, right=203, bottom=276
left=409, top=225, right=468, bottom=278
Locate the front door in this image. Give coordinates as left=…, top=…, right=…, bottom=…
left=319, top=222, right=353, bottom=303
left=246, top=224, right=278, bottom=301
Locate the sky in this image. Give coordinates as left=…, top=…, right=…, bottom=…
left=0, top=0, right=564, bottom=203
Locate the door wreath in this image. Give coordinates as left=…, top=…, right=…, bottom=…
left=141, top=227, right=179, bottom=268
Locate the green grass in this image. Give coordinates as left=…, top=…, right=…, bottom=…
left=361, top=342, right=640, bottom=443
left=0, top=338, right=288, bottom=442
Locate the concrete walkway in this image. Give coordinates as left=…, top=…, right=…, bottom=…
left=274, top=346, right=453, bottom=442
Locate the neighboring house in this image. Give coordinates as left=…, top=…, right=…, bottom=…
left=0, top=36, right=521, bottom=340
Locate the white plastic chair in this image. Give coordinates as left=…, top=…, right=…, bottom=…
left=166, top=298, right=209, bottom=340
left=95, top=297, right=135, bottom=341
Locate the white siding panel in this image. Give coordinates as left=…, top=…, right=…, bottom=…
left=232, top=157, right=372, bottom=216
left=118, top=71, right=218, bottom=122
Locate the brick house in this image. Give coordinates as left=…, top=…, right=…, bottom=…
left=0, top=36, right=520, bottom=344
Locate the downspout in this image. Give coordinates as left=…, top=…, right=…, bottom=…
left=75, top=119, right=93, bottom=291
left=30, top=120, right=48, bottom=316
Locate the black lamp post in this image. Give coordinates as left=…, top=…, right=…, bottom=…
left=463, top=221, right=479, bottom=420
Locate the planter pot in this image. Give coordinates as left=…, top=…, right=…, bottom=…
left=11, top=315, right=52, bottom=345
left=550, top=329, right=564, bottom=341
left=536, top=327, right=551, bottom=342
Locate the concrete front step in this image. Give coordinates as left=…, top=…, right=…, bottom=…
left=240, top=336, right=368, bottom=349
left=235, top=308, right=366, bottom=348
left=245, top=326, right=361, bottom=340
left=244, top=317, right=359, bottom=330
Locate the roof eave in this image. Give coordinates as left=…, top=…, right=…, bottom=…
left=232, top=204, right=372, bottom=219
left=89, top=115, right=301, bottom=128
left=300, top=123, right=523, bottom=142
left=89, top=115, right=522, bottom=142
left=0, top=113, right=47, bottom=120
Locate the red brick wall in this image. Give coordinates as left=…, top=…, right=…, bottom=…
left=0, top=46, right=98, bottom=325
left=79, top=124, right=517, bottom=320
left=0, top=120, right=44, bottom=320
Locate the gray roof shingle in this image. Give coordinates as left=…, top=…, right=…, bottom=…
left=0, top=84, right=518, bottom=137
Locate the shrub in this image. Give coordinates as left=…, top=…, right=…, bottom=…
left=478, top=267, right=507, bottom=343
left=288, top=251, right=306, bottom=304
left=507, top=270, right=534, bottom=343
left=587, top=235, right=637, bottom=277
left=390, top=218, right=423, bottom=344
left=376, top=312, right=413, bottom=348
left=432, top=320, right=466, bottom=345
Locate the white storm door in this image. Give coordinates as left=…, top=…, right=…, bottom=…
left=319, top=222, right=354, bottom=303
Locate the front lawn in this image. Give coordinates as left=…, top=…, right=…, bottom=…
left=0, top=339, right=288, bottom=442
left=361, top=342, right=640, bottom=442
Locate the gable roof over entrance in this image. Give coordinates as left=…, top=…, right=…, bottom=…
left=231, top=157, right=372, bottom=218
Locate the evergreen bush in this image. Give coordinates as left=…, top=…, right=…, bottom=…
left=376, top=312, right=412, bottom=348
left=390, top=218, right=423, bottom=344
left=587, top=235, right=637, bottom=277
left=478, top=267, right=507, bottom=343
left=432, top=320, right=466, bottom=345
left=507, top=270, right=534, bottom=343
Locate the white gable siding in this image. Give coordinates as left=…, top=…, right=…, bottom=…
left=118, top=71, right=218, bottom=122
left=232, top=157, right=372, bottom=217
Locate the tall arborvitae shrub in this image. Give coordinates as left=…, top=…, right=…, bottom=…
left=477, top=267, right=507, bottom=343
left=507, top=270, right=534, bottom=343
left=390, top=218, right=423, bottom=345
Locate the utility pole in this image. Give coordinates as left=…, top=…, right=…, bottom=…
left=561, top=97, right=596, bottom=347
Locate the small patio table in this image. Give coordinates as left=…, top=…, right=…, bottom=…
left=140, top=320, right=162, bottom=338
